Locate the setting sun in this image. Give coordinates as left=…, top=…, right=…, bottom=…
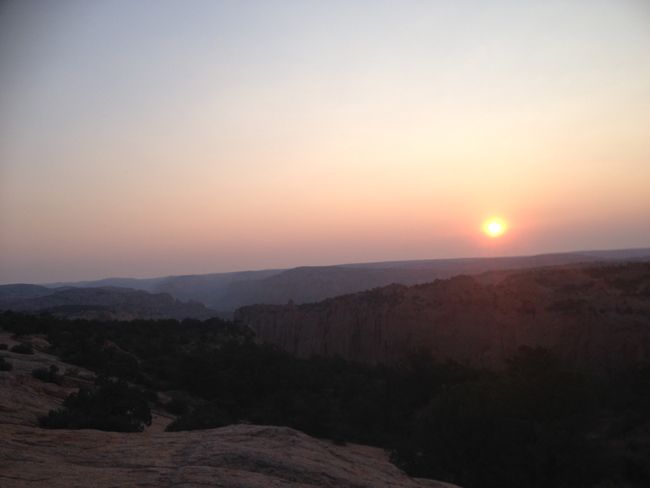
left=483, top=218, right=508, bottom=238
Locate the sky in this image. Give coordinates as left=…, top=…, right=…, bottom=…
left=1, top=0, right=649, bottom=283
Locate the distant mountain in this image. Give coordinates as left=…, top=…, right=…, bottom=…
left=236, top=261, right=650, bottom=370
left=47, top=269, right=284, bottom=316
left=0, top=285, right=215, bottom=320
left=46, top=248, right=650, bottom=316
left=0, top=284, right=57, bottom=301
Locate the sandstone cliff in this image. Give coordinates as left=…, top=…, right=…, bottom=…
left=236, top=262, right=650, bottom=369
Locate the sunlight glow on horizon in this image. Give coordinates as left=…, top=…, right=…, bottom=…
left=483, top=218, right=508, bottom=239
left=0, top=1, right=649, bottom=283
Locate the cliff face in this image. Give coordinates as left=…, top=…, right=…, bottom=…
left=235, top=262, right=650, bottom=369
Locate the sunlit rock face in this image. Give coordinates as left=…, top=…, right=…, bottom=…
left=236, top=262, right=650, bottom=369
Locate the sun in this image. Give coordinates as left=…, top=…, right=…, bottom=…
left=482, top=217, right=507, bottom=238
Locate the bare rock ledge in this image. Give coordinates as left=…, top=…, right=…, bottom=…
left=0, top=423, right=457, bottom=488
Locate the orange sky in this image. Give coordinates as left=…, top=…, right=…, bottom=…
left=1, top=1, right=649, bottom=283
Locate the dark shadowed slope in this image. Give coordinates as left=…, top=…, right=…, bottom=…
left=0, top=285, right=216, bottom=320
left=215, top=249, right=650, bottom=312
left=0, top=284, right=56, bottom=301
left=236, top=261, right=650, bottom=369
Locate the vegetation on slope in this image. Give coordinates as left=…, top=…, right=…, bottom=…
left=1, top=311, right=649, bottom=488
left=39, top=376, right=152, bottom=432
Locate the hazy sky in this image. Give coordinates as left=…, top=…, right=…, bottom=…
left=1, top=0, right=649, bottom=283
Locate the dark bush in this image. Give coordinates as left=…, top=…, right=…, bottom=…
left=40, top=377, right=152, bottom=432
left=391, top=347, right=600, bottom=488
left=10, top=343, right=34, bottom=354
left=165, top=394, right=189, bottom=415
left=166, top=402, right=233, bottom=431
left=32, top=365, right=63, bottom=385
left=0, top=343, right=8, bottom=350
left=0, top=357, right=12, bottom=371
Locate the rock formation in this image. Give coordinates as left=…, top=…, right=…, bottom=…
left=236, top=262, right=650, bottom=369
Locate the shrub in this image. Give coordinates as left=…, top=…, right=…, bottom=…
left=165, top=394, right=189, bottom=415
left=0, top=357, right=12, bottom=371
left=10, top=343, right=34, bottom=355
left=40, top=377, right=152, bottom=432
left=32, top=365, right=63, bottom=385
left=0, top=343, right=8, bottom=350
left=166, top=402, right=233, bottom=431
left=64, top=367, right=79, bottom=377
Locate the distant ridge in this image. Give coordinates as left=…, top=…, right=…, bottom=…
left=339, top=247, right=650, bottom=269
left=37, top=248, right=649, bottom=316
left=0, top=285, right=216, bottom=320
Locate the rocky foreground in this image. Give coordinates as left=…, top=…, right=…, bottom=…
left=1, top=424, right=457, bottom=488
left=0, top=332, right=456, bottom=488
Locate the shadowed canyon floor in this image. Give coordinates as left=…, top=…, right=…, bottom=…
left=0, top=332, right=456, bottom=488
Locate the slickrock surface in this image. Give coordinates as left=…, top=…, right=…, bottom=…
left=0, top=331, right=457, bottom=488
left=0, top=332, right=95, bottom=427
left=1, top=424, right=456, bottom=488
